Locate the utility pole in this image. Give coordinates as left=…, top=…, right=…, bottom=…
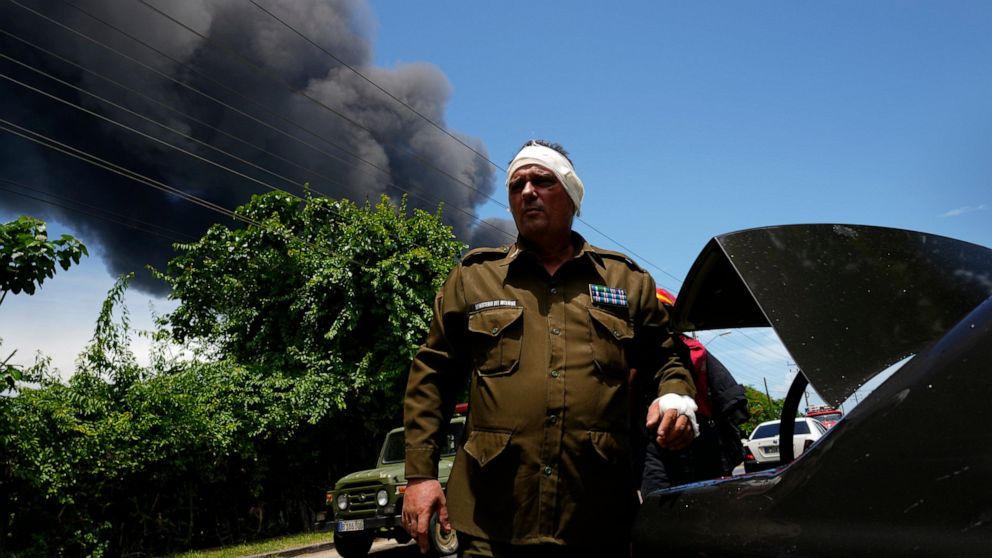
left=763, top=377, right=773, bottom=408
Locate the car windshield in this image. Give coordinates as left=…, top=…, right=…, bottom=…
left=811, top=412, right=842, bottom=422
left=752, top=420, right=810, bottom=439
left=380, top=421, right=465, bottom=464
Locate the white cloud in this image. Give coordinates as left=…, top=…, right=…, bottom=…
left=939, top=204, right=988, bottom=218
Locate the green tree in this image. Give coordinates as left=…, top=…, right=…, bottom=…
left=0, top=194, right=464, bottom=556
left=0, top=216, right=88, bottom=300
left=152, top=191, right=465, bottom=540
left=742, top=385, right=785, bottom=435
left=1, top=274, right=291, bottom=556
left=155, top=191, right=464, bottom=426
left=1, top=216, right=88, bottom=390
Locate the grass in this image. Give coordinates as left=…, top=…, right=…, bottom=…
left=166, top=531, right=334, bottom=558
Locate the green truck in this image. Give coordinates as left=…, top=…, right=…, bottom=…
left=327, top=408, right=465, bottom=557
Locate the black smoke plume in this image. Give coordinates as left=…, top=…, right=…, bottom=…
left=0, top=0, right=513, bottom=294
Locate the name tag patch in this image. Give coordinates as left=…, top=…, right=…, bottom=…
left=471, top=299, right=519, bottom=312
left=589, top=284, right=628, bottom=307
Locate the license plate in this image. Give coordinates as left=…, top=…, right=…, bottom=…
left=337, top=519, right=364, bottom=532
left=764, top=446, right=779, bottom=455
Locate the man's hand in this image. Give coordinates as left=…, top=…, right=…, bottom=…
left=402, top=478, right=448, bottom=554
left=646, top=396, right=696, bottom=450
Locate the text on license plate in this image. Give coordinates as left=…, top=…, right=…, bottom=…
left=764, top=446, right=779, bottom=455
left=338, top=519, right=364, bottom=532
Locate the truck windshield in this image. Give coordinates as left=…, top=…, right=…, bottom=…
left=380, top=421, right=466, bottom=464
left=381, top=432, right=405, bottom=464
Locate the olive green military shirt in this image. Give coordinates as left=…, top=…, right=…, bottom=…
left=404, top=233, right=694, bottom=545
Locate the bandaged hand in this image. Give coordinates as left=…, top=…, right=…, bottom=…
left=646, top=393, right=699, bottom=450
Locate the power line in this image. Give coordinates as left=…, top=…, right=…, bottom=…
left=14, top=0, right=386, bottom=186
left=0, top=70, right=295, bottom=199
left=711, top=329, right=793, bottom=364
left=0, top=178, right=198, bottom=243
left=0, top=30, right=512, bottom=246
left=0, top=53, right=314, bottom=196
left=0, top=118, right=240, bottom=220
left=734, top=328, right=792, bottom=360
left=707, top=351, right=782, bottom=391
left=0, top=28, right=350, bottom=191
left=0, top=118, right=463, bottom=274
left=0, top=118, right=360, bottom=271
left=9, top=0, right=515, bottom=242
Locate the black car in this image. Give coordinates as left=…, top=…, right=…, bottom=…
left=633, top=224, right=992, bottom=557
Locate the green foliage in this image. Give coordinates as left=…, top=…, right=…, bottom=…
left=1, top=346, right=22, bottom=391
left=2, top=276, right=351, bottom=556
left=0, top=192, right=464, bottom=556
left=742, top=385, right=785, bottom=435
left=1, top=216, right=87, bottom=391
left=0, top=215, right=88, bottom=299
left=156, top=191, right=463, bottom=426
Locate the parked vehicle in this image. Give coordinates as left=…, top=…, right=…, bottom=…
left=633, top=224, right=992, bottom=557
left=743, top=418, right=827, bottom=473
left=328, top=406, right=465, bottom=557
left=805, top=405, right=843, bottom=428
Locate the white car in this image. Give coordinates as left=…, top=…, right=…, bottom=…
left=744, top=418, right=827, bottom=473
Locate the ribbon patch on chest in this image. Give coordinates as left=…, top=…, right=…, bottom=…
left=589, top=284, right=628, bottom=307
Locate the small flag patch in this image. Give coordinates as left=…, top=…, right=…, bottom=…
left=589, top=284, right=627, bottom=306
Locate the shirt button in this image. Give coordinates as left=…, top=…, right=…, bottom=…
left=613, top=330, right=621, bottom=338
left=491, top=327, right=499, bottom=335
left=550, top=287, right=558, bottom=294
left=548, top=414, right=558, bottom=424
left=552, top=328, right=561, bottom=335
left=550, top=369, right=560, bottom=378
left=544, top=466, right=553, bottom=476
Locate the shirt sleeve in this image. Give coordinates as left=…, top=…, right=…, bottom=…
left=403, top=265, right=470, bottom=479
left=633, top=273, right=696, bottom=400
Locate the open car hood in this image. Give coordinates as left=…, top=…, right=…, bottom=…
left=670, top=224, right=992, bottom=406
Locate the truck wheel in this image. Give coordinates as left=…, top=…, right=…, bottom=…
left=334, top=532, right=373, bottom=558
left=428, top=512, right=459, bottom=556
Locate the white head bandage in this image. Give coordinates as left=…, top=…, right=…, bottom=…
left=506, top=144, right=585, bottom=216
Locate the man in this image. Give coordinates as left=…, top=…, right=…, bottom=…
left=402, top=140, right=698, bottom=557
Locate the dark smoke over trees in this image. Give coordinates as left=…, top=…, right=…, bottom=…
left=0, top=0, right=512, bottom=294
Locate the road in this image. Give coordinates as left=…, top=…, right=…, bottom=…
left=302, top=538, right=422, bottom=558
left=303, top=466, right=749, bottom=557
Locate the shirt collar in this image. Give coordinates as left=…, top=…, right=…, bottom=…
left=507, top=232, right=605, bottom=275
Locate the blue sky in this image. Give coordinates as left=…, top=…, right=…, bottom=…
left=2, top=0, right=990, bottom=406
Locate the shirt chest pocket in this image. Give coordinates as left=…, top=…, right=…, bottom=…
left=588, top=307, right=634, bottom=376
left=467, top=307, right=523, bottom=376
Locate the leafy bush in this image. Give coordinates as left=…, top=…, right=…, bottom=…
left=0, top=193, right=464, bottom=556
